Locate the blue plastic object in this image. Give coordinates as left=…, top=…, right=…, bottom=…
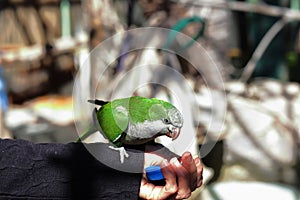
left=145, top=166, right=164, bottom=181
left=0, top=67, right=8, bottom=112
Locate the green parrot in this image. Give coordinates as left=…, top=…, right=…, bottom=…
left=78, top=96, right=183, bottom=163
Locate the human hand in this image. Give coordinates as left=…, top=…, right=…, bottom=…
left=139, top=151, right=203, bottom=199
left=169, top=152, right=203, bottom=199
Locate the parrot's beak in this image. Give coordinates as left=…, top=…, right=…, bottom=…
left=166, top=127, right=181, bottom=140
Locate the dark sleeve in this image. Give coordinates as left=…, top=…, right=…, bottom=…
left=0, top=139, right=144, bottom=200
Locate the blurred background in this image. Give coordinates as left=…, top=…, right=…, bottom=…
left=0, top=0, right=300, bottom=199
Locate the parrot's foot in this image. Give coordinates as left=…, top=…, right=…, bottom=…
left=109, top=146, right=129, bottom=163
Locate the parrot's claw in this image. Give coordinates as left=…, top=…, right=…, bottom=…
left=109, top=146, right=129, bottom=163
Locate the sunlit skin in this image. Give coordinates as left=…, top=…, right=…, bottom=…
left=140, top=152, right=203, bottom=199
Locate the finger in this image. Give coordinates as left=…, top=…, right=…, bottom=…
left=181, top=152, right=198, bottom=190
left=170, top=157, right=191, bottom=199
left=139, top=177, right=155, bottom=199
left=159, top=159, right=178, bottom=199
left=140, top=160, right=178, bottom=200
left=194, top=156, right=203, bottom=188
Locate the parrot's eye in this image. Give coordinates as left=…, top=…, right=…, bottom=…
left=163, top=118, right=170, bottom=124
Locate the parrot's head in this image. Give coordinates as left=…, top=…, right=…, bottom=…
left=148, top=102, right=183, bottom=140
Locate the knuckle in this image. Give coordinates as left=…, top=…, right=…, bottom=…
left=169, top=186, right=178, bottom=193
left=165, top=185, right=178, bottom=193
left=181, top=188, right=191, bottom=198
left=182, top=192, right=192, bottom=199
left=186, top=192, right=192, bottom=198
left=177, top=191, right=192, bottom=199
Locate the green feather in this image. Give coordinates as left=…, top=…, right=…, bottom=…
left=96, top=100, right=129, bottom=144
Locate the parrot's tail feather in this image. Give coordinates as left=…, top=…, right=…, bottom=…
left=88, top=99, right=109, bottom=106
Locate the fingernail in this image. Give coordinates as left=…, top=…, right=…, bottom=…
left=186, top=153, right=193, bottom=163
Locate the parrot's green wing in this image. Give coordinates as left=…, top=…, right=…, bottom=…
left=97, top=100, right=129, bottom=146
